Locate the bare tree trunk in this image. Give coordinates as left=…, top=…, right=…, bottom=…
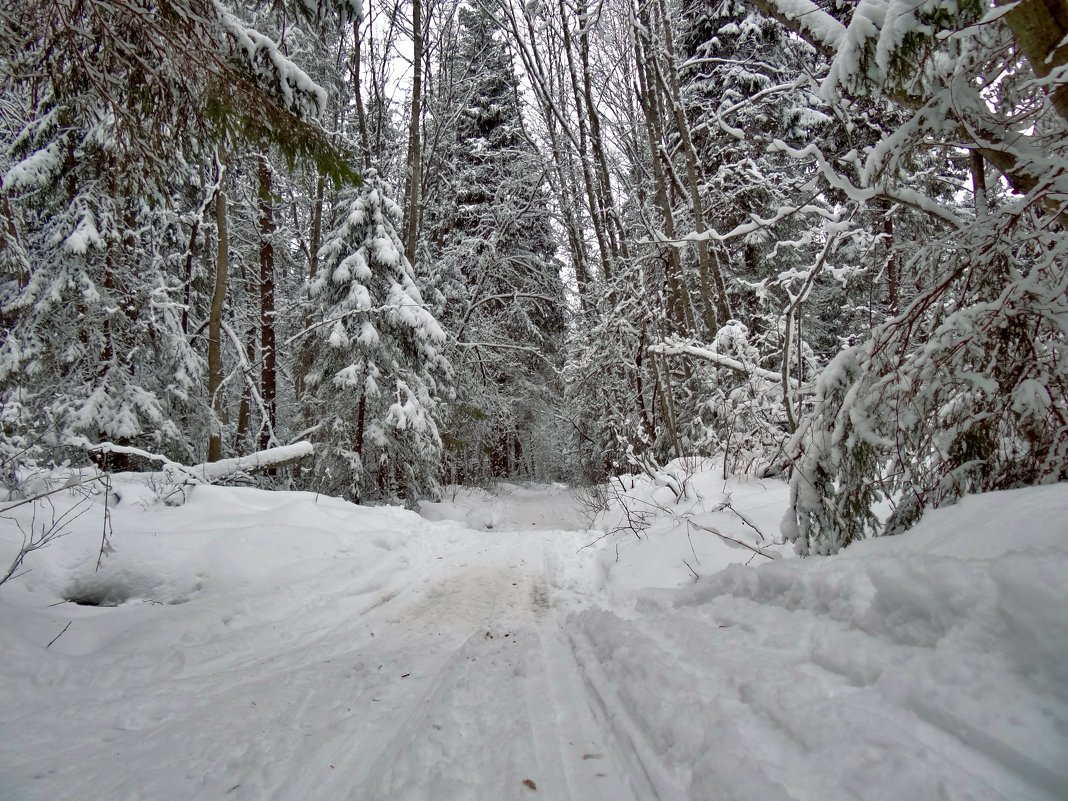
left=234, top=327, right=254, bottom=453
left=258, top=155, right=276, bottom=452
left=352, top=18, right=372, bottom=170
left=646, top=0, right=732, bottom=334
left=999, top=0, right=1068, bottom=124
left=971, top=150, right=989, bottom=217
left=295, top=171, right=326, bottom=411
left=577, top=2, right=629, bottom=265
left=558, top=0, right=614, bottom=280
left=547, top=111, right=593, bottom=306
left=207, top=153, right=228, bottom=463
left=180, top=217, right=199, bottom=336
left=634, top=10, right=694, bottom=335
left=403, top=0, right=424, bottom=267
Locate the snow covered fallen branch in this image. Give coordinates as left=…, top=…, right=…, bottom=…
left=191, top=442, right=314, bottom=481
left=86, top=441, right=315, bottom=485
left=650, top=341, right=799, bottom=387
left=86, top=443, right=203, bottom=483
left=687, top=520, right=779, bottom=561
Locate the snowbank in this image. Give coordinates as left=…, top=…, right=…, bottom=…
left=569, top=483, right=1068, bottom=801
left=1, top=468, right=1064, bottom=801
left=0, top=479, right=417, bottom=658
left=589, top=458, right=793, bottom=598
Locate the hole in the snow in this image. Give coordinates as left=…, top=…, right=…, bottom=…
left=63, top=583, right=136, bottom=607
left=62, top=567, right=194, bottom=606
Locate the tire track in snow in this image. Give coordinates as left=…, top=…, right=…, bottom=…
left=314, top=529, right=644, bottom=801
left=525, top=619, right=643, bottom=801
left=3, top=516, right=644, bottom=801
left=566, top=624, right=681, bottom=801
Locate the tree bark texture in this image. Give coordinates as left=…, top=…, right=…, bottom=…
left=403, top=0, right=423, bottom=267
left=207, top=157, right=228, bottom=463
left=258, top=155, right=276, bottom=452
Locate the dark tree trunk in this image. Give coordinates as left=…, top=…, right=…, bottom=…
left=258, top=155, right=276, bottom=453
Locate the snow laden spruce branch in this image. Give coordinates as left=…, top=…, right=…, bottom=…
left=786, top=201, right=1068, bottom=554
left=757, top=0, right=1068, bottom=553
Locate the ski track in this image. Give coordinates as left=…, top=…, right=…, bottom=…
left=1, top=520, right=645, bottom=801
left=4, top=485, right=1062, bottom=801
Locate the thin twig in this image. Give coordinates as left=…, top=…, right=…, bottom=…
left=577, top=528, right=618, bottom=552
left=0, top=475, right=106, bottom=514
left=720, top=498, right=768, bottom=542
left=690, top=521, right=778, bottom=560
left=46, top=621, right=71, bottom=649
left=96, top=475, right=114, bottom=571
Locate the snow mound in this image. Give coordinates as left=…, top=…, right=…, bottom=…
left=419, top=482, right=588, bottom=531
left=589, top=458, right=793, bottom=597
left=570, top=482, right=1068, bottom=801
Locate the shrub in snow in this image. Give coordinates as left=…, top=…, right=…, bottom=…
left=786, top=221, right=1068, bottom=554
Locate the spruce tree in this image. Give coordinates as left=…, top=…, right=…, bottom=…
left=302, top=170, right=451, bottom=505
left=426, top=5, right=566, bottom=482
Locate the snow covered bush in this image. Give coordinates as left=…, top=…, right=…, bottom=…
left=787, top=209, right=1068, bottom=554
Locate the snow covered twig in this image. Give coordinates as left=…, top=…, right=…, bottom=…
left=688, top=520, right=779, bottom=560
left=0, top=478, right=99, bottom=586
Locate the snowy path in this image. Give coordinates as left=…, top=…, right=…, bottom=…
left=253, top=530, right=641, bottom=801
left=1, top=500, right=642, bottom=801
left=2, top=480, right=1066, bottom=801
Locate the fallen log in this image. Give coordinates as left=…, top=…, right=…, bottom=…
left=86, top=441, right=314, bottom=484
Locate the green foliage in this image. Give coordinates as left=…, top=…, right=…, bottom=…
left=203, top=89, right=361, bottom=188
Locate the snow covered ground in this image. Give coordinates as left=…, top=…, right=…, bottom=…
left=0, top=467, right=1065, bottom=800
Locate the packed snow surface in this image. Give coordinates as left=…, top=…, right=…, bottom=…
left=1, top=466, right=1065, bottom=800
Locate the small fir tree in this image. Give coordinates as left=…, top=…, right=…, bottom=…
left=302, top=170, right=451, bottom=505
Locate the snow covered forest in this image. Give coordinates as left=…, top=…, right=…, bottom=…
left=1, top=1, right=1068, bottom=798
left=1, top=0, right=1065, bottom=544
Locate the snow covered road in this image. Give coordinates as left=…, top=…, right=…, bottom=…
left=2, top=478, right=1066, bottom=801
